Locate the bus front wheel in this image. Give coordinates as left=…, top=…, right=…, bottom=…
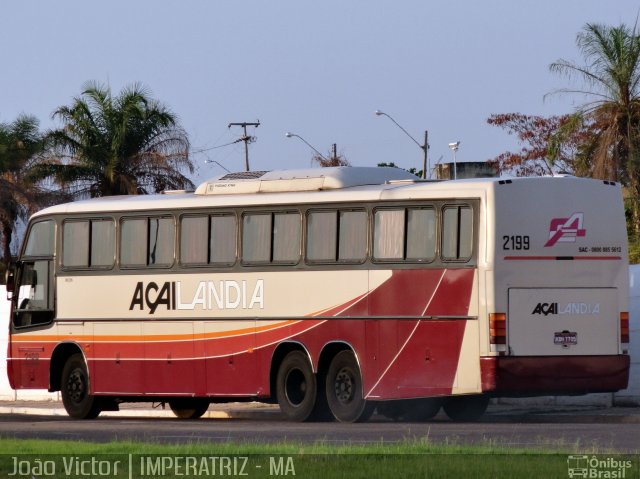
left=276, top=351, right=317, bottom=422
left=442, top=394, right=489, bottom=422
left=61, top=353, right=101, bottom=419
left=325, top=350, right=374, bottom=423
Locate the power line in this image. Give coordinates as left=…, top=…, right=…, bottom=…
left=191, top=138, right=244, bottom=154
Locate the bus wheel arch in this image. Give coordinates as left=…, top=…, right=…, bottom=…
left=269, top=342, right=314, bottom=401
left=49, top=342, right=85, bottom=392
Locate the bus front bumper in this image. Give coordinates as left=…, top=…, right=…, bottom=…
left=480, top=355, right=630, bottom=396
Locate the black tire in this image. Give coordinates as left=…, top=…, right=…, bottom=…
left=377, top=401, right=405, bottom=420
left=442, top=395, right=489, bottom=422
left=310, top=368, right=334, bottom=422
left=325, top=350, right=374, bottom=423
left=276, top=351, right=317, bottom=422
left=169, top=399, right=210, bottom=419
left=402, top=398, right=443, bottom=421
left=378, top=398, right=442, bottom=422
left=60, top=353, right=101, bottom=419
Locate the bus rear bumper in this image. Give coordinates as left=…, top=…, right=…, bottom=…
left=480, top=355, right=630, bottom=396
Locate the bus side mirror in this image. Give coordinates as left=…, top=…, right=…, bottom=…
left=5, top=262, right=15, bottom=297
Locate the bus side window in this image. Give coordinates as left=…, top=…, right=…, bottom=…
left=181, top=215, right=209, bottom=265
left=406, top=208, right=437, bottom=262
left=91, top=219, right=116, bottom=267
left=121, top=216, right=174, bottom=268
left=24, top=220, right=55, bottom=257
left=62, top=219, right=115, bottom=269
left=121, top=218, right=147, bottom=267
left=242, top=213, right=272, bottom=263
left=338, top=210, right=367, bottom=262
left=63, top=221, right=90, bottom=267
left=306, top=211, right=337, bottom=262
left=15, top=219, right=55, bottom=328
left=148, top=217, right=174, bottom=266
left=241, top=211, right=300, bottom=265
left=442, top=205, right=473, bottom=261
left=14, top=260, right=53, bottom=328
left=273, top=212, right=300, bottom=263
left=373, top=209, right=405, bottom=260
left=373, top=207, right=437, bottom=263
left=306, top=209, right=367, bottom=263
left=181, top=214, right=238, bottom=267
left=210, top=214, right=237, bottom=265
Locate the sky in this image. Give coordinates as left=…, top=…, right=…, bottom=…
left=0, top=0, right=637, bottom=185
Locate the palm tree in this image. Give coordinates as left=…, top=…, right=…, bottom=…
left=0, top=115, right=59, bottom=266
left=549, top=22, right=640, bottom=189
left=36, top=81, right=194, bottom=198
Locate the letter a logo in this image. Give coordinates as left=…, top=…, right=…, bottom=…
left=544, top=213, right=586, bottom=247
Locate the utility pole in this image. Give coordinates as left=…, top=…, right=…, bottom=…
left=423, top=130, right=429, bottom=179
left=331, top=143, right=337, bottom=163
left=228, top=121, right=260, bottom=171
left=374, top=110, right=429, bottom=179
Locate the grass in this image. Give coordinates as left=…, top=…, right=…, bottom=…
left=1, top=438, right=636, bottom=479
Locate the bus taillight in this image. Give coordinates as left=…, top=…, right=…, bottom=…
left=620, top=312, right=630, bottom=345
left=489, top=313, right=507, bottom=353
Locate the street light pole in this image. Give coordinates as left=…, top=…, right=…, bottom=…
left=448, top=141, right=460, bottom=180
left=285, top=132, right=330, bottom=163
left=375, top=110, right=429, bottom=179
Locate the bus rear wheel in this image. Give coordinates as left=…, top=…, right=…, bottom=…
left=61, top=353, right=101, bottom=419
left=442, top=395, right=489, bottom=422
left=169, top=399, right=210, bottom=419
left=325, top=350, right=374, bottom=423
left=276, top=351, right=317, bottom=422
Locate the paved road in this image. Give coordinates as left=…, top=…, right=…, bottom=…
left=0, top=407, right=638, bottom=452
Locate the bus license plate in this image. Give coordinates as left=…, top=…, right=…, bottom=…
left=554, top=331, right=578, bottom=345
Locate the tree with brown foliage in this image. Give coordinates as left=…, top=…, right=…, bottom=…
left=486, top=113, right=592, bottom=176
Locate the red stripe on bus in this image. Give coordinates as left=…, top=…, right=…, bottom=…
left=504, top=256, right=622, bottom=261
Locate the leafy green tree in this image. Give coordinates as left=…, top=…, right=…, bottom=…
left=377, top=161, right=422, bottom=178
left=36, top=81, right=194, bottom=198
left=549, top=23, right=640, bottom=228
left=0, top=115, right=61, bottom=266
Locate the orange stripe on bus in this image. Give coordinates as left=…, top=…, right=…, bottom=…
left=11, top=319, right=302, bottom=343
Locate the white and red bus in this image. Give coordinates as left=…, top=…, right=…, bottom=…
left=5, top=167, right=630, bottom=422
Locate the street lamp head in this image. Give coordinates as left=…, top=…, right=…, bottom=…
left=448, top=141, right=460, bottom=151
left=285, top=132, right=295, bottom=138
left=374, top=110, right=386, bottom=117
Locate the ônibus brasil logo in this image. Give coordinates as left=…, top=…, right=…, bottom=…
left=544, top=212, right=586, bottom=247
